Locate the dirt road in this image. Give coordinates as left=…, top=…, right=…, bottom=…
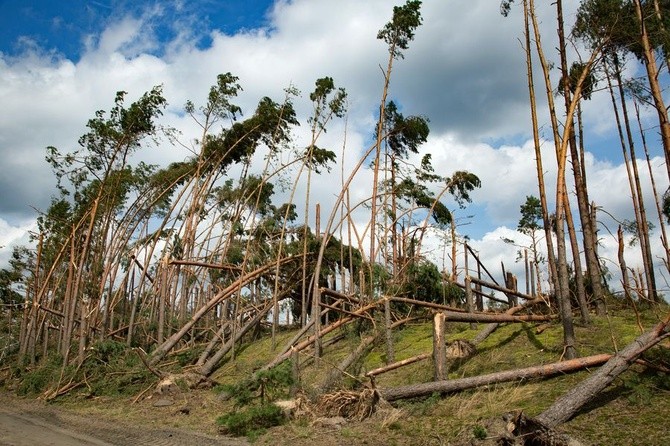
left=0, top=395, right=248, bottom=446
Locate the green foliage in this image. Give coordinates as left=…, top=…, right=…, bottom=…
left=558, top=61, right=597, bottom=100
left=500, top=0, right=515, bottom=17
left=216, top=403, right=285, bottom=438
left=92, top=340, right=127, bottom=364
left=663, top=188, right=670, bottom=224
left=472, top=424, right=488, bottom=440
left=204, top=96, right=298, bottom=172
left=518, top=195, right=542, bottom=234
left=622, top=218, right=655, bottom=246
left=573, top=0, right=670, bottom=60
left=0, top=246, right=32, bottom=304
left=395, top=178, right=451, bottom=226
left=304, top=145, right=337, bottom=174
left=47, top=86, right=166, bottom=196
left=217, top=175, right=276, bottom=216
left=186, top=72, right=242, bottom=123
left=403, top=259, right=445, bottom=303
left=446, top=171, right=481, bottom=207
left=384, top=100, right=430, bottom=159
left=218, top=362, right=294, bottom=407
left=309, top=76, right=347, bottom=128
left=16, top=354, right=63, bottom=396
left=377, top=0, right=423, bottom=59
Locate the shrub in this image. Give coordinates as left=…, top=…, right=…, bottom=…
left=217, top=403, right=285, bottom=438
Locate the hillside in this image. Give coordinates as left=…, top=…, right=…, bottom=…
left=2, top=302, right=668, bottom=445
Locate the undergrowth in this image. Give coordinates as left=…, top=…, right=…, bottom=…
left=13, top=340, right=156, bottom=398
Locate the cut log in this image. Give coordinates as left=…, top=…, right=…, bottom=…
left=535, top=317, right=670, bottom=427
left=378, top=353, right=612, bottom=401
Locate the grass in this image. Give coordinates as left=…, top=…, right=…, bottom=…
left=2, top=304, right=668, bottom=445
left=254, top=304, right=669, bottom=445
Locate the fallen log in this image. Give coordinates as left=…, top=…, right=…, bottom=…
left=378, top=353, right=612, bottom=402
left=536, top=316, right=670, bottom=427
left=472, top=296, right=548, bottom=346
left=149, top=256, right=295, bottom=366
left=441, top=310, right=554, bottom=324
left=365, top=353, right=431, bottom=378
left=320, top=317, right=416, bottom=392
left=470, top=277, right=535, bottom=301
left=388, top=296, right=465, bottom=312
left=198, top=301, right=275, bottom=376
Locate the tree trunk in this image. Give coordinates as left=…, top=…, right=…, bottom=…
left=433, top=312, right=447, bottom=381
left=634, top=0, right=670, bottom=182
left=149, top=258, right=293, bottom=366
left=365, top=353, right=431, bottom=378
left=536, top=317, right=669, bottom=427
left=472, top=296, right=547, bottom=346
left=379, top=354, right=612, bottom=402
left=198, top=301, right=274, bottom=377
left=442, top=311, right=553, bottom=324
left=563, top=191, right=591, bottom=324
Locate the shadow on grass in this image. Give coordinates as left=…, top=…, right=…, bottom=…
left=522, top=324, right=562, bottom=354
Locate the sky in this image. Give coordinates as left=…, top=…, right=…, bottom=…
left=0, top=0, right=668, bottom=298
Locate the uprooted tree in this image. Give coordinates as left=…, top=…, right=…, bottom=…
left=1, top=2, right=669, bottom=444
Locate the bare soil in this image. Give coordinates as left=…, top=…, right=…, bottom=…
left=0, top=392, right=248, bottom=446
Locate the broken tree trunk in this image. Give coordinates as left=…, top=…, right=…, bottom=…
left=535, top=317, right=670, bottom=427
left=196, top=320, right=232, bottom=366
left=365, top=353, right=431, bottom=378
left=433, top=312, right=447, bottom=380
left=378, top=353, right=611, bottom=402
left=320, top=317, right=414, bottom=392
left=472, top=296, right=548, bottom=346
left=470, top=277, right=535, bottom=301
left=198, top=301, right=274, bottom=377
left=149, top=258, right=293, bottom=366
left=260, top=301, right=381, bottom=372
left=442, top=311, right=553, bottom=324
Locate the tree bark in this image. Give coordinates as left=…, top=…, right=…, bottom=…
left=365, top=353, right=431, bottom=378
left=433, top=312, right=447, bottom=381
left=379, top=353, right=611, bottom=402
left=442, top=311, right=553, bottom=324
left=536, top=317, right=669, bottom=427
left=149, top=257, right=294, bottom=366
left=198, top=301, right=274, bottom=377
left=633, top=0, right=670, bottom=182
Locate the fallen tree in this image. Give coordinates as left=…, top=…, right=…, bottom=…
left=535, top=315, right=670, bottom=427
left=260, top=301, right=381, bottom=372
left=319, top=317, right=418, bottom=392
left=440, top=310, right=553, bottom=324
left=472, top=296, right=548, bottom=345
left=148, top=257, right=295, bottom=366
left=378, top=353, right=612, bottom=401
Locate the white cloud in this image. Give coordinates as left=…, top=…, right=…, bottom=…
left=0, top=0, right=668, bottom=303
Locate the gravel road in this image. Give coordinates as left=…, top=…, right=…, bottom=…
left=0, top=395, right=248, bottom=446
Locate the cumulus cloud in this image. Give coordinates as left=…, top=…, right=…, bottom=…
left=0, top=0, right=668, bottom=300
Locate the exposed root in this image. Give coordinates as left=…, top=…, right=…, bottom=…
left=317, top=388, right=380, bottom=421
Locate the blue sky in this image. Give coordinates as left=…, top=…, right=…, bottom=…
left=0, top=1, right=275, bottom=60
left=0, top=0, right=668, bottom=294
